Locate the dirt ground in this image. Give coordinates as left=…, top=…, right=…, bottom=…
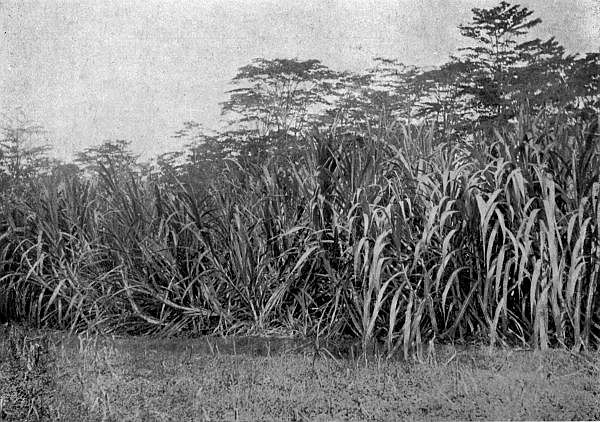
left=1, top=326, right=599, bottom=421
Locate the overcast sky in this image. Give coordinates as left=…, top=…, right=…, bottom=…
left=1, top=0, right=599, bottom=160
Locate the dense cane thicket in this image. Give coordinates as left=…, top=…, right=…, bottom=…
left=1, top=2, right=599, bottom=355
left=1, top=114, right=599, bottom=355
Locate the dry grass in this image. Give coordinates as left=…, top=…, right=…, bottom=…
left=2, top=326, right=599, bottom=421
left=0, top=324, right=55, bottom=421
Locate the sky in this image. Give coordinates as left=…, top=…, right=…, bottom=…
left=1, top=0, right=599, bottom=161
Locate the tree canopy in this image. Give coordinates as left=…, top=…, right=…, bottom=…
left=221, top=58, right=343, bottom=139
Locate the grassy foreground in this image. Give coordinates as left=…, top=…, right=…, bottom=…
left=1, top=325, right=599, bottom=421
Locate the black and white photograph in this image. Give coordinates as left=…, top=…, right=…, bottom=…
left=1, top=1, right=599, bottom=420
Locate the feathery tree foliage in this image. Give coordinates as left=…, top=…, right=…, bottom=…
left=221, top=58, right=342, bottom=138
left=1, top=2, right=599, bottom=354
left=0, top=109, right=49, bottom=186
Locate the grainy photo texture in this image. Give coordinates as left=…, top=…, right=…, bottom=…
left=1, top=1, right=599, bottom=420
